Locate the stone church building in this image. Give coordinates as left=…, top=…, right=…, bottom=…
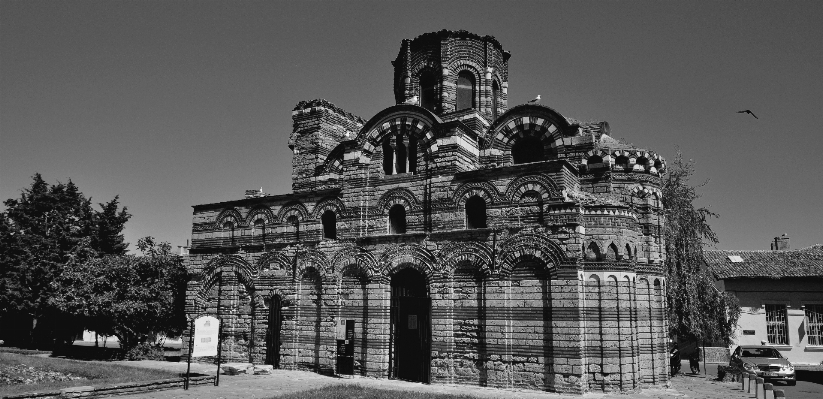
left=184, top=30, right=670, bottom=393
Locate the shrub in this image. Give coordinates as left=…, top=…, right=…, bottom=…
left=124, top=343, right=165, bottom=361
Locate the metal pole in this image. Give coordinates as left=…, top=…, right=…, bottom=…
left=702, top=340, right=706, bottom=376
left=185, top=317, right=194, bottom=390
left=215, top=273, right=223, bottom=386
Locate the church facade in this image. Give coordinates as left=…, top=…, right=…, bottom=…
left=184, top=30, right=670, bottom=393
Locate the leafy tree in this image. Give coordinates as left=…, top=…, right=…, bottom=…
left=662, top=152, right=741, bottom=346
left=50, top=237, right=188, bottom=356
left=0, top=173, right=130, bottom=347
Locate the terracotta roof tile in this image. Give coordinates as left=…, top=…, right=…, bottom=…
left=703, top=245, right=823, bottom=279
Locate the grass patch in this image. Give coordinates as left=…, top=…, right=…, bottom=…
left=0, top=348, right=51, bottom=356
left=0, top=352, right=178, bottom=396
left=267, top=384, right=480, bottom=399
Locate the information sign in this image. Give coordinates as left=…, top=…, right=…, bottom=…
left=192, top=316, right=220, bottom=357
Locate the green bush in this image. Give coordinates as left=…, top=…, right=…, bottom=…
left=124, top=343, right=164, bottom=361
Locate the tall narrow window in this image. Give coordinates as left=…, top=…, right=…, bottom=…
left=395, top=135, right=407, bottom=174
left=766, top=304, right=788, bottom=345
left=456, top=71, right=475, bottom=110
left=287, top=215, right=300, bottom=241
left=511, top=136, right=544, bottom=164
left=492, top=80, right=500, bottom=119
left=382, top=138, right=394, bottom=175
left=805, top=304, right=823, bottom=346
left=321, top=210, right=337, bottom=239
left=465, top=195, right=487, bottom=229
left=254, top=219, right=265, bottom=243
left=222, top=222, right=234, bottom=245
left=408, top=136, right=417, bottom=174
left=388, top=204, right=406, bottom=234
left=420, top=71, right=436, bottom=112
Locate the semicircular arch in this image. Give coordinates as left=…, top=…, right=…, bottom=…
left=378, top=244, right=438, bottom=282
left=453, top=180, right=503, bottom=209
left=377, top=187, right=420, bottom=214
left=216, top=208, right=244, bottom=228
left=195, top=254, right=257, bottom=308
left=505, top=174, right=561, bottom=203
left=438, top=241, right=494, bottom=277
left=498, top=231, right=567, bottom=277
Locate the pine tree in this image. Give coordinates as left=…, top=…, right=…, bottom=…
left=0, top=173, right=131, bottom=347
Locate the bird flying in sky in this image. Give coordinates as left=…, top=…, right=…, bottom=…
left=529, top=95, right=541, bottom=103
left=737, top=109, right=758, bottom=119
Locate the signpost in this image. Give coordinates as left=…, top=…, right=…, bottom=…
left=335, top=319, right=354, bottom=375
left=184, top=315, right=220, bottom=390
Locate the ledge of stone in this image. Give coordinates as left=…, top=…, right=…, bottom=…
left=2, top=375, right=215, bottom=399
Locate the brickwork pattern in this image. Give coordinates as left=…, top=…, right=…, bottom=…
left=184, top=30, right=670, bottom=394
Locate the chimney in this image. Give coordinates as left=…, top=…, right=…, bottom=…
left=770, top=234, right=790, bottom=251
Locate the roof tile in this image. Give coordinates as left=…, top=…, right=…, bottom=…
left=704, top=245, right=823, bottom=279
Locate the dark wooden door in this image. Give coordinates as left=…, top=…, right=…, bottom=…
left=391, top=268, right=430, bottom=382
left=266, top=295, right=282, bottom=368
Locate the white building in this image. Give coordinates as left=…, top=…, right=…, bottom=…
left=704, top=237, right=823, bottom=365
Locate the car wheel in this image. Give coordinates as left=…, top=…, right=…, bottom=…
left=787, top=380, right=796, bottom=386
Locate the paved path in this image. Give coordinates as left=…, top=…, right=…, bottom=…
left=117, top=361, right=766, bottom=399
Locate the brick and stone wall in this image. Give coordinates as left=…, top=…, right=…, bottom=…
left=183, top=30, right=670, bottom=394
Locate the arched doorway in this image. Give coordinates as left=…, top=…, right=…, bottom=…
left=390, top=267, right=430, bottom=382
left=266, top=295, right=282, bottom=368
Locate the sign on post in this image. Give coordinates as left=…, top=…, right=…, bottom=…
left=192, top=316, right=220, bottom=357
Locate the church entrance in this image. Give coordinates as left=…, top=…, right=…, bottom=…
left=390, top=267, right=430, bottom=382
left=266, top=295, right=282, bottom=368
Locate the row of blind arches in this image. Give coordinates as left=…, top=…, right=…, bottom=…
left=221, top=210, right=339, bottom=241
left=220, top=196, right=488, bottom=241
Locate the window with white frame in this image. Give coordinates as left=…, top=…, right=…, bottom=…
left=805, top=304, right=823, bottom=346
left=765, top=304, right=788, bottom=345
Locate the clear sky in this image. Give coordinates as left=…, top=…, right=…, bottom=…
left=1, top=0, right=821, bottom=252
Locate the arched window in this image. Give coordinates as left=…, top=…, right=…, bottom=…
left=382, top=139, right=394, bottom=175
left=615, top=155, right=630, bottom=170
left=625, top=243, right=632, bottom=260
left=286, top=215, right=300, bottom=241
left=635, top=156, right=649, bottom=171
left=586, top=242, right=601, bottom=261
left=222, top=221, right=235, bottom=245
left=511, top=136, right=544, bottom=164
left=606, top=243, right=619, bottom=261
left=492, top=80, right=500, bottom=119
left=465, top=195, right=487, bottom=229
left=420, top=70, right=437, bottom=112
left=253, top=219, right=266, bottom=243
left=456, top=71, right=475, bottom=110
left=520, top=190, right=544, bottom=224
left=395, top=135, right=407, bottom=174
left=388, top=204, right=406, bottom=234
left=587, top=155, right=604, bottom=169
left=408, top=136, right=417, bottom=174
left=321, top=210, right=337, bottom=239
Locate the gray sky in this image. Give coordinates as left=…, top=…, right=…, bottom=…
left=2, top=0, right=821, bottom=251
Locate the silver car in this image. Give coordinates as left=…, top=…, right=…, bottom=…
left=729, top=345, right=796, bottom=386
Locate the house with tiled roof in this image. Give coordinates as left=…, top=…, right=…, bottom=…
left=703, top=235, right=823, bottom=365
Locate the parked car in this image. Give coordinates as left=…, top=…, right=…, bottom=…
left=729, top=345, right=796, bottom=386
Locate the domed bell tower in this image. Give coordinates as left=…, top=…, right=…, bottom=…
left=392, top=30, right=510, bottom=120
